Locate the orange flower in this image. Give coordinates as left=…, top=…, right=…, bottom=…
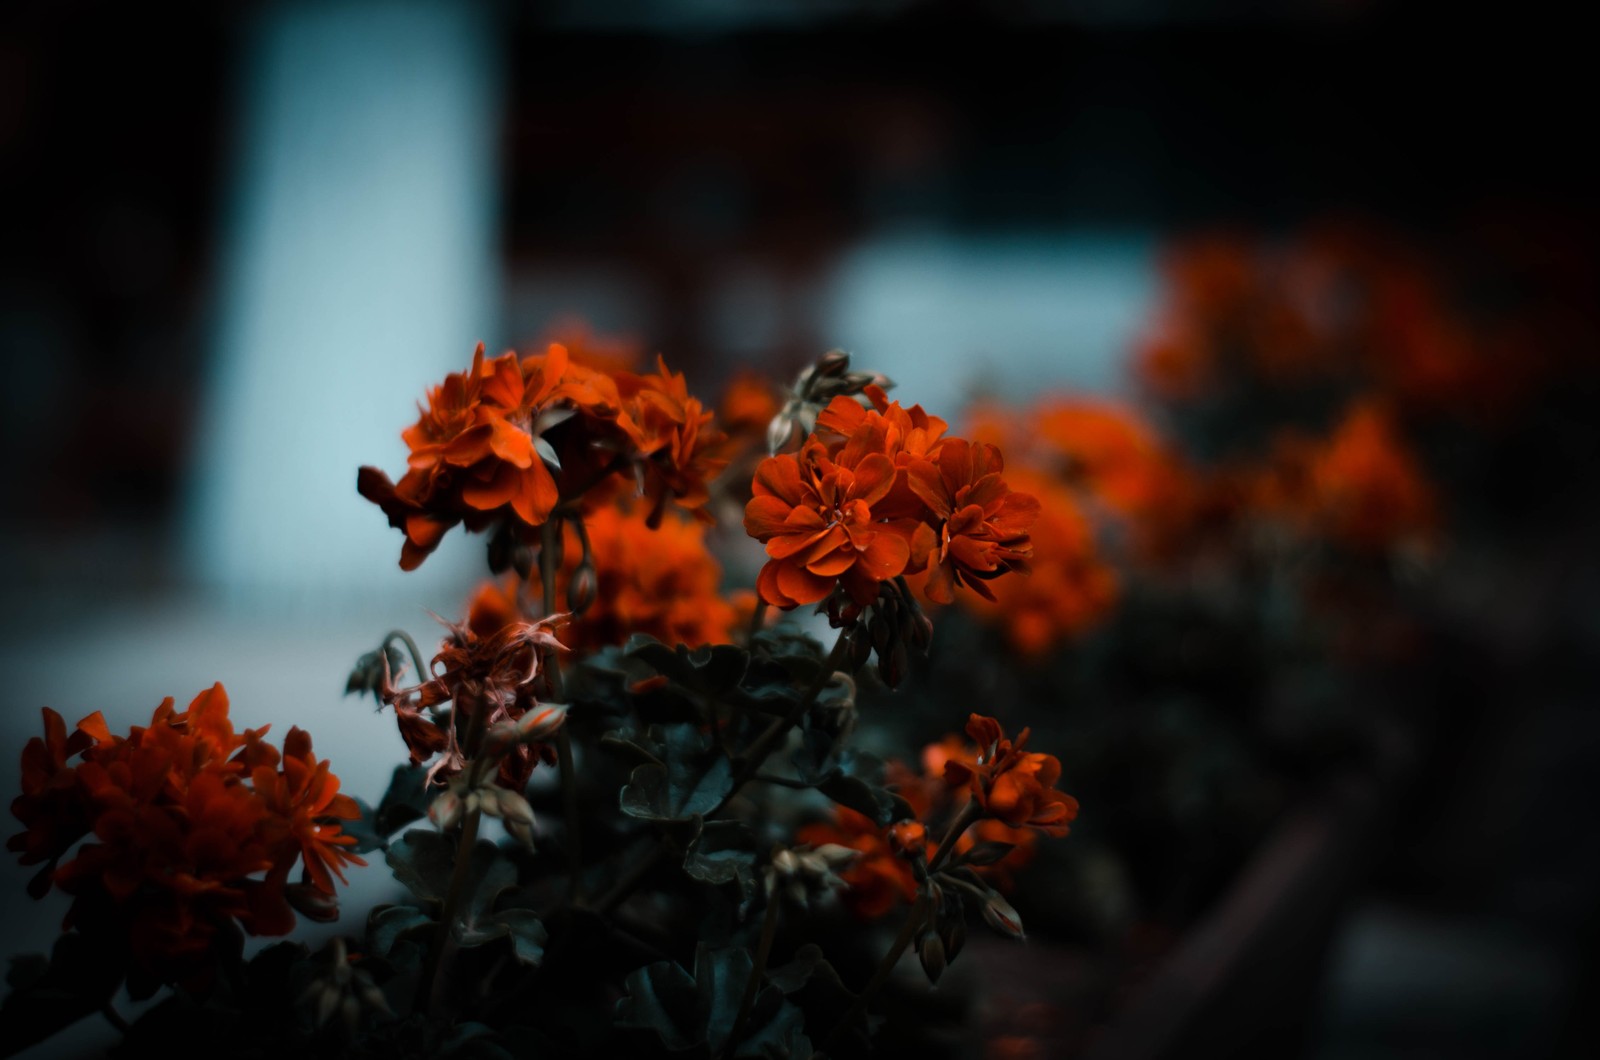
left=795, top=807, right=918, bottom=921
left=941, top=715, right=1078, bottom=837
left=361, top=341, right=725, bottom=570
left=906, top=439, right=1038, bottom=604
left=612, top=356, right=729, bottom=527
left=360, top=342, right=618, bottom=569
left=248, top=727, right=364, bottom=900
left=7, top=686, right=363, bottom=996
left=744, top=437, right=916, bottom=608
left=1305, top=399, right=1435, bottom=552
left=955, top=468, right=1117, bottom=655
left=718, top=372, right=783, bottom=444
left=470, top=502, right=741, bottom=658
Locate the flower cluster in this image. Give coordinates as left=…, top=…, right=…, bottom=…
left=798, top=714, right=1075, bottom=921
left=359, top=342, right=727, bottom=570
left=1256, top=398, right=1436, bottom=554
left=743, top=386, right=1038, bottom=610
left=1134, top=226, right=1556, bottom=421
left=7, top=686, right=362, bottom=996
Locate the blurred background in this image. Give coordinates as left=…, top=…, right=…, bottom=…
left=1, top=1, right=1595, bottom=1057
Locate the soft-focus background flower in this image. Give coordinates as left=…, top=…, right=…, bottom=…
left=2, top=2, right=1596, bottom=1057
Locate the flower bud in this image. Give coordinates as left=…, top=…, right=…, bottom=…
left=889, top=820, right=928, bottom=859
left=286, top=881, right=342, bottom=923
left=480, top=722, right=520, bottom=760
left=917, top=929, right=947, bottom=985
left=567, top=561, right=598, bottom=614
left=980, top=890, right=1026, bottom=940
left=516, top=702, right=568, bottom=743
left=474, top=786, right=503, bottom=819
left=764, top=843, right=857, bottom=908
left=428, top=789, right=465, bottom=831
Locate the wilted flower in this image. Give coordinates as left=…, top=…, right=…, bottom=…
left=382, top=615, right=566, bottom=790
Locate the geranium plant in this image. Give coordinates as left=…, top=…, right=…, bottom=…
left=4, top=345, right=1076, bottom=1059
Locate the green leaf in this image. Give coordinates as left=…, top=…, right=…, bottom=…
left=789, top=729, right=840, bottom=786
left=615, top=959, right=699, bottom=1052
left=493, top=911, right=548, bottom=966
left=682, top=819, right=760, bottom=904
left=344, top=765, right=432, bottom=854
left=375, top=764, right=432, bottom=835
left=618, top=756, right=733, bottom=823
left=0, top=933, right=122, bottom=1056
left=766, top=943, right=837, bottom=995
left=627, top=638, right=750, bottom=696
left=456, top=910, right=547, bottom=967
left=816, top=774, right=913, bottom=827
left=4, top=954, right=47, bottom=992
left=368, top=904, right=433, bottom=961
left=387, top=829, right=457, bottom=904
left=616, top=945, right=810, bottom=1059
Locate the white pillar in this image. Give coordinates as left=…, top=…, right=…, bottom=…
left=187, top=0, right=501, bottom=607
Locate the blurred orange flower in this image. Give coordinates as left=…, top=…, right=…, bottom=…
left=954, top=468, right=1116, bottom=655
left=487, top=502, right=740, bottom=657
left=8, top=686, right=362, bottom=996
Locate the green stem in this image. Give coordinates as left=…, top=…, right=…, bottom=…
left=725, top=894, right=781, bottom=1059
left=928, top=799, right=983, bottom=874
left=417, top=692, right=493, bottom=1016
left=820, top=892, right=931, bottom=1053
left=542, top=517, right=584, bottom=902
left=747, top=599, right=768, bottom=643
left=419, top=808, right=482, bottom=1015
left=100, top=1001, right=130, bottom=1035
left=383, top=629, right=429, bottom=683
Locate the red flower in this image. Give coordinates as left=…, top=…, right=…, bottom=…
left=940, top=715, right=1078, bottom=837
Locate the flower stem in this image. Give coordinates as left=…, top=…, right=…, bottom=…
left=928, top=799, right=982, bottom=873
left=99, top=1001, right=130, bottom=1035
left=417, top=690, right=493, bottom=1016
left=542, top=517, right=583, bottom=902
left=820, top=892, right=931, bottom=1054
left=382, top=629, right=429, bottom=684
left=724, top=892, right=781, bottom=1059
left=746, top=598, right=768, bottom=643
left=418, top=806, right=482, bottom=1015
